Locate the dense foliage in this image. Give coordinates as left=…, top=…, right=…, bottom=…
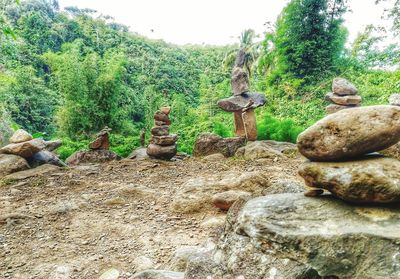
left=0, top=0, right=399, bottom=158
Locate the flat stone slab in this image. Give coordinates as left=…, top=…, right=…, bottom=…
left=326, top=92, right=362, bottom=105
left=217, top=92, right=267, bottom=112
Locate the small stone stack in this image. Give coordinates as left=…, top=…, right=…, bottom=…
left=325, top=78, right=362, bottom=114
left=147, top=107, right=177, bottom=160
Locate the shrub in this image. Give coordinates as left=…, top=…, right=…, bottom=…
left=257, top=112, right=304, bottom=143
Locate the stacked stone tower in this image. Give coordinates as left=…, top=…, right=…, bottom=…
left=147, top=107, right=177, bottom=160
left=325, top=78, right=362, bottom=114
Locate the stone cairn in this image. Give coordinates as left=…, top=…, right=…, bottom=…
left=325, top=77, right=362, bottom=114
left=297, top=105, right=400, bottom=203
left=147, top=107, right=177, bottom=160
left=217, top=49, right=266, bottom=141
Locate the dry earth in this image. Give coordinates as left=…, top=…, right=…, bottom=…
left=0, top=155, right=303, bottom=279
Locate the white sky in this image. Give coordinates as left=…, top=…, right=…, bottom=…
left=58, top=0, right=396, bottom=46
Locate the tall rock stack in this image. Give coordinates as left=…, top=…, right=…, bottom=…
left=297, top=105, right=400, bottom=203
left=325, top=78, right=362, bottom=114
left=147, top=107, right=177, bottom=160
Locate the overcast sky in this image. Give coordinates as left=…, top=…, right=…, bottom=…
left=58, top=0, right=396, bottom=46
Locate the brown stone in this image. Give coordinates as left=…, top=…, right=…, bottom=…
left=0, top=154, right=30, bottom=177
left=0, top=138, right=45, bottom=158
left=146, top=144, right=177, bottom=160
left=66, top=150, right=120, bottom=165
left=231, top=67, right=249, bottom=96
left=154, top=111, right=170, bottom=123
left=326, top=92, right=362, bottom=106
left=89, top=127, right=111, bottom=150
left=212, top=191, right=251, bottom=211
left=193, top=133, right=246, bottom=157
left=297, top=105, right=400, bottom=161
left=10, top=129, right=33, bottom=143
left=299, top=155, right=400, bottom=204
left=151, top=134, right=177, bottom=146
left=233, top=111, right=246, bottom=137
left=151, top=125, right=169, bottom=136
left=242, top=109, right=257, bottom=141
left=160, top=106, right=171, bottom=115
left=155, top=120, right=171, bottom=126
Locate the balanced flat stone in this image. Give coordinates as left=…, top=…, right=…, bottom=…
left=325, top=103, right=358, bottom=114
left=326, top=92, right=362, bottom=105
left=217, top=92, right=267, bottom=112
left=297, top=105, right=400, bottom=161
left=299, top=155, right=400, bottom=203
left=10, top=129, right=33, bottom=143
left=146, top=144, right=177, bottom=160
left=154, top=111, right=170, bottom=123
left=231, top=67, right=250, bottom=96
left=332, top=77, right=358, bottom=96
left=151, top=126, right=169, bottom=136
left=0, top=138, right=45, bottom=158
left=151, top=134, right=177, bottom=146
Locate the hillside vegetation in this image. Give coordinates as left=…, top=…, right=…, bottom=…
left=1, top=0, right=400, bottom=158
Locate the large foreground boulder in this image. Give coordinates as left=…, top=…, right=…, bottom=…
left=299, top=155, right=400, bottom=204
left=0, top=154, right=30, bottom=177
left=193, top=133, right=245, bottom=158
left=66, top=150, right=120, bottom=165
left=0, top=138, right=46, bottom=158
left=297, top=105, right=400, bottom=161
left=188, top=194, right=400, bottom=279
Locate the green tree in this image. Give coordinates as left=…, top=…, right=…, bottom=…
left=261, top=0, right=348, bottom=87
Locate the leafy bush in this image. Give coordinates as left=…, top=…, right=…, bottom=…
left=109, top=134, right=140, bottom=158
left=56, top=137, right=89, bottom=160
left=257, top=112, right=304, bottom=143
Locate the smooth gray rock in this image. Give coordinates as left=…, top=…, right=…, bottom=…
left=235, top=140, right=297, bottom=159
left=201, top=193, right=400, bottom=279
left=231, top=67, right=250, bottom=96
left=297, top=105, right=400, bottom=161
left=45, top=140, right=63, bottom=152
left=389, top=93, right=400, bottom=106
left=27, top=150, right=67, bottom=168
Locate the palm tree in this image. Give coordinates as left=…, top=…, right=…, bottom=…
left=223, top=29, right=261, bottom=77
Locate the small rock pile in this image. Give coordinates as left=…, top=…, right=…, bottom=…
left=66, top=127, right=120, bottom=165
left=325, top=77, right=362, bottom=114
left=147, top=107, right=178, bottom=160
left=0, top=129, right=65, bottom=178
left=297, top=105, right=400, bottom=203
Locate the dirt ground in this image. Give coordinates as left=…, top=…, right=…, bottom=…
left=0, top=156, right=302, bottom=279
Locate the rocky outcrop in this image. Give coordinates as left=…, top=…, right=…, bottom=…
left=172, top=170, right=268, bottom=213
left=66, top=149, right=120, bottom=165
left=186, top=193, right=400, bottom=279
left=299, top=155, right=400, bottom=204
left=297, top=105, right=400, bottom=161
left=3, top=164, right=61, bottom=181
left=0, top=154, right=30, bottom=177
left=193, top=133, right=245, bottom=158
left=235, top=140, right=297, bottom=159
